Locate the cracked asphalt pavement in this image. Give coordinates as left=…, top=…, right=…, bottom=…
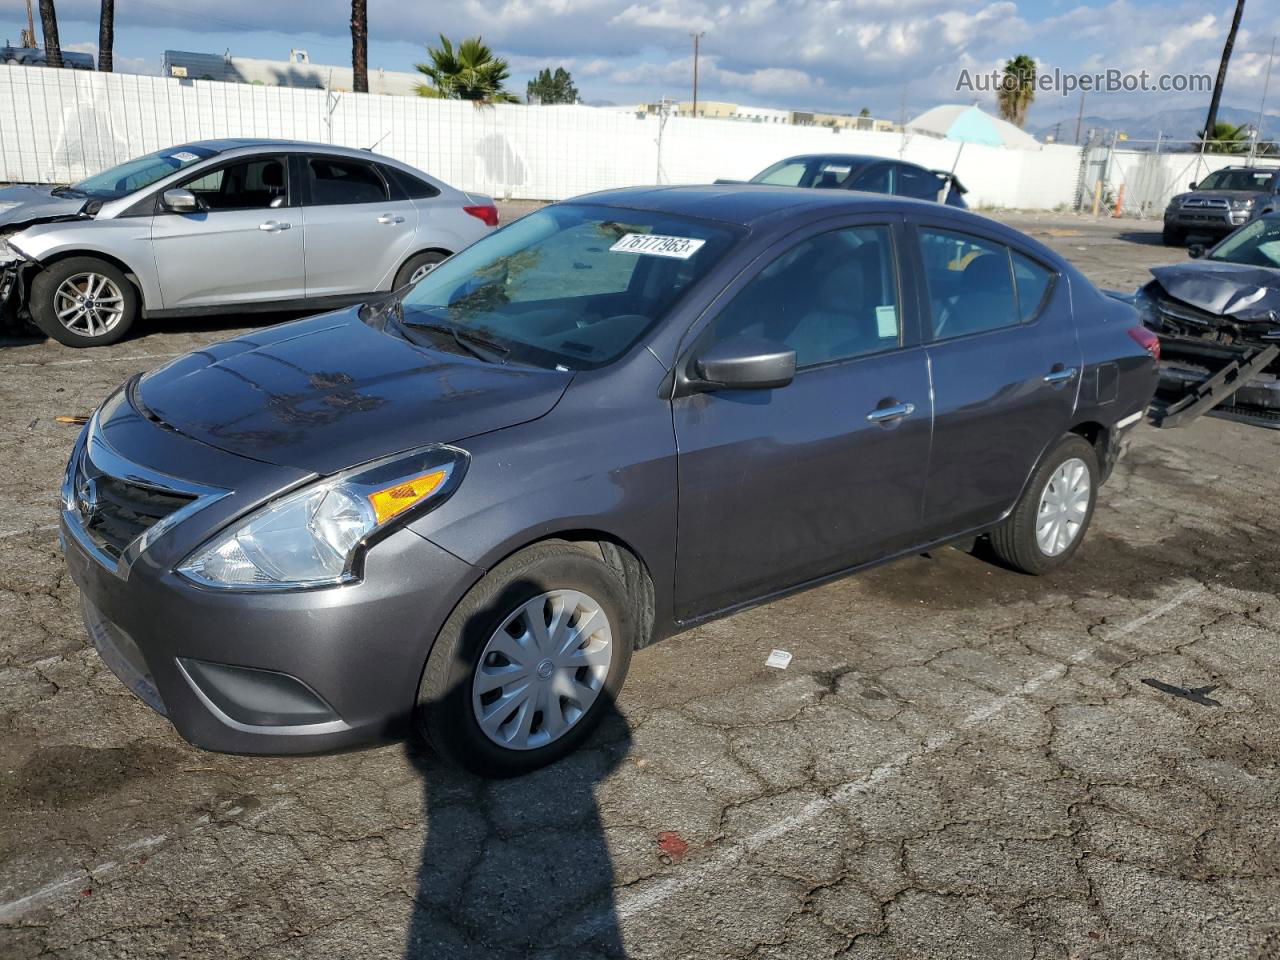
left=1, top=209, right=1278, bottom=959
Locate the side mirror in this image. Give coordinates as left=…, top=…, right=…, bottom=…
left=162, top=188, right=201, bottom=213
left=1188, top=243, right=1206, bottom=259
left=692, top=336, right=796, bottom=391
left=1188, top=182, right=1198, bottom=190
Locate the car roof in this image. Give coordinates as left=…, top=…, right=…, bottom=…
left=177, top=138, right=396, bottom=162
left=574, top=184, right=942, bottom=227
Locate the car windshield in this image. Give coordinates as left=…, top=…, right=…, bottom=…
left=70, top=145, right=219, bottom=199
left=1196, top=169, right=1276, bottom=192
left=1208, top=217, right=1280, bottom=268
left=398, top=203, right=741, bottom=369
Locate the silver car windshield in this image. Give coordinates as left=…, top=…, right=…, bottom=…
left=398, top=203, right=741, bottom=369
left=70, top=145, right=219, bottom=199
left=1208, top=217, right=1280, bottom=268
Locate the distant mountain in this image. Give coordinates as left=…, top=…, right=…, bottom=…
left=1031, top=104, right=1280, bottom=146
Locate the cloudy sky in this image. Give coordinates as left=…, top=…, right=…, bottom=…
left=2, top=0, right=1278, bottom=126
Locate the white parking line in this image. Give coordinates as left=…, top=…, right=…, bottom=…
left=608, top=583, right=1207, bottom=927
left=0, top=801, right=288, bottom=923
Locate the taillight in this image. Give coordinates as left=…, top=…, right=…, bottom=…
left=463, top=204, right=499, bottom=227
left=1128, top=325, right=1160, bottom=361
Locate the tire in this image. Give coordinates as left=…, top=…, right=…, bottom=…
left=1161, top=224, right=1185, bottom=247
left=30, top=257, right=137, bottom=347
left=416, top=541, right=635, bottom=777
left=988, top=435, right=1099, bottom=576
left=394, top=250, right=447, bottom=290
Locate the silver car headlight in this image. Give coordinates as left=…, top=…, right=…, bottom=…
left=178, top=444, right=467, bottom=590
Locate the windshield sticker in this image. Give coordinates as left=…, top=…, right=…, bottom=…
left=609, top=233, right=706, bottom=259
left=170, top=151, right=201, bottom=163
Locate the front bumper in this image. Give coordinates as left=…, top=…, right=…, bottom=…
left=60, top=404, right=480, bottom=754
left=1164, top=208, right=1250, bottom=234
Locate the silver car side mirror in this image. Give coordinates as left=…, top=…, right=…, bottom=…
left=162, top=188, right=201, bottom=213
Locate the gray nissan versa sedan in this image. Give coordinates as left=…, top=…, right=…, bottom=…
left=61, top=186, right=1159, bottom=776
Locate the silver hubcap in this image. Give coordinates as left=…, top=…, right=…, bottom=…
left=54, top=273, right=124, bottom=338
left=1036, top=457, right=1091, bottom=556
left=471, top=590, right=613, bottom=751
left=409, top=262, right=437, bottom=284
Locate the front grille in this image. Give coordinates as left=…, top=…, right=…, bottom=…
left=1182, top=197, right=1230, bottom=209
left=70, top=446, right=195, bottom=560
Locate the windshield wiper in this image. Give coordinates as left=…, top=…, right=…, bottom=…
left=400, top=318, right=510, bottom=363
left=50, top=185, right=87, bottom=198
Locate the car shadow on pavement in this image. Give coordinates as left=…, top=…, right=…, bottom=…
left=402, top=605, right=633, bottom=960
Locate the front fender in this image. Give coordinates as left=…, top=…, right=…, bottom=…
left=11, top=218, right=161, bottom=309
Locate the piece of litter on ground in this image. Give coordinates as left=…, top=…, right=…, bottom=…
left=765, top=649, right=792, bottom=670
left=55, top=415, right=89, bottom=425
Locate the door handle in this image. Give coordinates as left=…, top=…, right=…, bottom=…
left=866, top=401, right=915, bottom=424
left=377, top=214, right=405, bottom=225
left=1043, top=366, right=1077, bottom=384
left=259, top=221, right=291, bottom=232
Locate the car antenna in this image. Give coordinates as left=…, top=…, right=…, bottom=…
left=364, top=131, right=392, bottom=152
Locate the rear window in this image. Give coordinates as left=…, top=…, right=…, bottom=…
left=306, top=157, right=387, bottom=205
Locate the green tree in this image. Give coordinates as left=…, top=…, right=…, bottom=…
left=415, top=35, right=518, bottom=103
left=997, top=54, right=1037, bottom=128
left=526, top=66, right=579, bottom=104
left=858, top=107, right=871, bottom=118
left=1198, top=121, right=1251, bottom=154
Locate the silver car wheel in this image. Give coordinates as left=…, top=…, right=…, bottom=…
left=54, top=273, right=125, bottom=338
left=1035, top=457, right=1090, bottom=557
left=409, top=262, right=437, bottom=284
left=471, top=589, right=613, bottom=751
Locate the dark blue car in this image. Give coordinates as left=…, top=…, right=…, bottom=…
left=62, top=186, right=1157, bottom=776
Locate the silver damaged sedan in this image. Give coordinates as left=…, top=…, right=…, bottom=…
left=0, top=138, right=498, bottom=346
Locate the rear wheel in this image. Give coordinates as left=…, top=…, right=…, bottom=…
left=1161, top=223, right=1185, bottom=246
left=988, top=435, right=1098, bottom=575
left=416, top=541, right=634, bottom=777
left=30, top=257, right=137, bottom=347
left=394, top=251, right=447, bottom=290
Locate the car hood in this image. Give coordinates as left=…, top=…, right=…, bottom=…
left=1180, top=189, right=1261, bottom=202
left=0, top=185, right=89, bottom=230
left=1149, top=261, right=1280, bottom=321
left=135, top=308, right=573, bottom=475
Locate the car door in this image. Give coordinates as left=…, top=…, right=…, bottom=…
left=909, top=220, right=1081, bottom=540
left=671, top=218, right=933, bottom=619
left=150, top=153, right=305, bottom=308
left=300, top=154, right=418, bottom=298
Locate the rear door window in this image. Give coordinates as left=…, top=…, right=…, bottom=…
left=894, top=165, right=944, bottom=202
left=918, top=228, right=1019, bottom=340
left=306, top=157, right=388, bottom=205
left=850, top=164, right=892, bottom=194
left=1011, top=251, right=1054, bottom=321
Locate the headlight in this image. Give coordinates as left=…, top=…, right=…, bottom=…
left=1231, top=198, right=1256, bottom=210
left=178, top=444, right=467, bottom=589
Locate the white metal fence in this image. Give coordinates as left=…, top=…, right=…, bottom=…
left=3, top=65, right=1268, bottom=215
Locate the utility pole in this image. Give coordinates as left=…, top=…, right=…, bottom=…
left=690, top=31, right=704, bottom=118
left=21, top=0, right=35, bottom=48
left=1074, top=92, right=1086, bottom=144
left=1250, top=36, right=1276, bottom=164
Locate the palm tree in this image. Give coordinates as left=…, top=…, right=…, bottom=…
left=1199, top=121, right=1251, bottom=154
left=97, top=0, right=114, bottom=72
left=38, top=0, right=62, bottom=68
left=415, top=35, right=518, bottom=103
left=1204, top=0, right=1247, bottom=144
left=997, top=54, right=1037, bottom=128
left=350, top=0, right=368, bottom=93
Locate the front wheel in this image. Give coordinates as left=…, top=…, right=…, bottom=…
left=30, top=257, right=138, bottom=347
left=988, top=435, right=1099, bottom=575
left=416, top=541, right=634, bottom=777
